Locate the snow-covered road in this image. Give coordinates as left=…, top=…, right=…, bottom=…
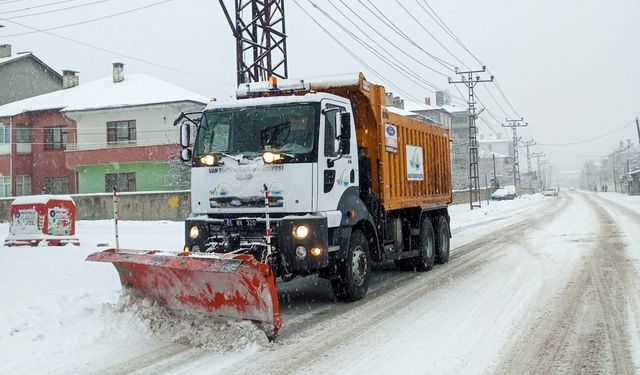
left=1, top=190, right=639, bottom=374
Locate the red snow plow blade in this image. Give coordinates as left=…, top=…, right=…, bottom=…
left=86, top=248, right=281, bottom=338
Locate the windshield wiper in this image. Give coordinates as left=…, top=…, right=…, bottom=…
left=260, top=121, right=291, bottom=149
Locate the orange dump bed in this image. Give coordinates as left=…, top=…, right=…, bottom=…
left=313, top=74, right=452, bottom=211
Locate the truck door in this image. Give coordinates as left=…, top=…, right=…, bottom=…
left=317, top=100, right=357, bottom=216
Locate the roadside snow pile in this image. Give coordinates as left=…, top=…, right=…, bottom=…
left=0, top=220, right=261, bottom=374
left=449, top=193, right=545, bottom=232
left=595, top=192, right=640, bottom=214
left=116, top=295, right=269, bottom=351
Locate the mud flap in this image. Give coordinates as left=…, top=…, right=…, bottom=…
left=86, top=249, right=281, bottom=338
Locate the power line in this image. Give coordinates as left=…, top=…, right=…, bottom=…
left=537, top=121, right=635, bottom=146
left=3, top=0, right=112, bottom=20
left=291, top=0, right=425, bottom=105
left=419, top=0, right=484, bottom=67
left=0, top=0, right=35, bottom=4
left=356, top=0, right=456, bottom=74
left=492, top=77, right=521, bottom=118
left=328, top=0, right=443, bottom=90
left=0, top=18, right=233, bottom=86
left=0, top=0, right=174, bottom=37
left=0, top=0, right=82, bottom=15
left=392, top=0, right=471, bottom=70
left=306, top=0, right=442, bottom=94
left=416, top=1, right=523, bottom=119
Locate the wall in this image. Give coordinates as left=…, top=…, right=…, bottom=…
left=0, top=111, right=77, bottom=195
left=77, top=161, right=180, bottom=193
left=0, top=188, right=525, bottom=222
left=451, top=187, right=493, bottom=205
left=0, top=191, right=191, bottom=222
left=67, top=102, right=204, bottom=151
left=0, top=56, right=62, bottom=105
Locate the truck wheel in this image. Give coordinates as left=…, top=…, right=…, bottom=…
left=415, top=217, right=436, bottom=272
left=331, top=229, right=371, bottom=302
left=434, top=215, right=450, bottom=264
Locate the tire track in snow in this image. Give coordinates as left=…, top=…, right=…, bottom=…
left=497, top=191, right=637, bottom=375
left=218, top=197, right=573, bottom=375
left=91, top=196, right=566, bottom=375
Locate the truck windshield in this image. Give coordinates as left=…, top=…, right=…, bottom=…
left=195, top=103, right=319, bottom=162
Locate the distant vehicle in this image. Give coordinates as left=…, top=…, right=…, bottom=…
left=543, top=187, right=559, bottom=197
left=491, top=187, right=516, bottom=200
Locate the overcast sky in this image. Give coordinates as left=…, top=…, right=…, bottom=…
left=1, top=0, right=639, bottom=172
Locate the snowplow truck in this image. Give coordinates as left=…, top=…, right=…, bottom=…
left=87, top=73, right=452, bottom=339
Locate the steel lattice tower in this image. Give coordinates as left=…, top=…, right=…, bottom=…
left=219, top=0, right=289, bottom=85
left=503, top=119, right=527, bottom=190
left=449, top=67, right=493, bottom=210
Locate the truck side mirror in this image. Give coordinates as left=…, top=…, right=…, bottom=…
left=180, top=148, right=192, bottom=162
left=180, top=121, right=191, bottom=148
left=180, top=121, right=192, bottom=162
left=339, top=112, right=351, bottom=154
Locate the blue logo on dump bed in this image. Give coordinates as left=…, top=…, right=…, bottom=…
left=386, top=126, right=396, bottom=136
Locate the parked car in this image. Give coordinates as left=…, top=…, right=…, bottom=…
left=491, top=186, right=516, bottom=200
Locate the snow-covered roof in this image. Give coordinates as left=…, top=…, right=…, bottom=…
left=386, top=106, right=445, bottom=127
left=478, top=149, right=508, bottom=158
left=236, top=73, right=363, bottom=97
left=386, top=106, right=421, bottom=117
left=0, top=73, right=209, bottom=117
left=205, top=92, right=344, bottom=110
left=479, top=138, right=510, bottom=144
left=439, top=104, right=466, bottom=114
left=403, top=101, right=466, bottom=115
left=403, top=101, right=436, bottom=112
left=0, top=52, right=62, bottom=79
left=12, top=194, right=74, bottom=205
left=0, top=54, right=25, bottom=66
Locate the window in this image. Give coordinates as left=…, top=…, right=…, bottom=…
left=16, top=126, right=31, bottom=143
left=0, top=123, right=10, bottom=144
left=16, top=126, right=32, bottom=154
left=324, top=108, right=339, bottom=157
left=0, top=176, right=10, bottom=197
left=16, top=175, right=31, bottom=196
left=107, top=120, right=136, bottom=144
left=105, top=172, right=136, bottom=192
left=44, top=177, right=69, bottom=194
left=44, top=127, right=68, bottom=150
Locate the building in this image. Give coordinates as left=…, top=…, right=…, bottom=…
left=478, top=137, right=516, bottom=188
left=0, top=44, right=63, bottom=106
left=0, top=63, right=208, bottom=196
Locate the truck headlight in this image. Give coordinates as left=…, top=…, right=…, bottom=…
left=189, top=225, right=200, bottom=239
left=199, top=154, right=217, bottom=166
left=293, top=225, right=310, bottom=239
left=262, top=152, right=282, bottom=164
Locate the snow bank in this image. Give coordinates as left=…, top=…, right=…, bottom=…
left=0, top=220, right=261, bottom=374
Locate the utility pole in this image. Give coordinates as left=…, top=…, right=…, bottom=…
left=448, top=66, right=494, bottom=210
left=636, top=116, right=640, bottom=146
left=492, top=153, right=497, bottom=189
left=532, top=152, right=545, bottom=191
left=219, top=0, right=289, bottom=85
left=520, top=139, right=535, bottom=193
left=541, top=160, right=550, bottom=189
left=502, top=118, right=528, bottom=190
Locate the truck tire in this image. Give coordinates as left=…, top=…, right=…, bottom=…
left=331, top=229, right=371, bottom=302
left=414, top=217, right=436, bottom=272
left=434, top=215, right=450, bottom=264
